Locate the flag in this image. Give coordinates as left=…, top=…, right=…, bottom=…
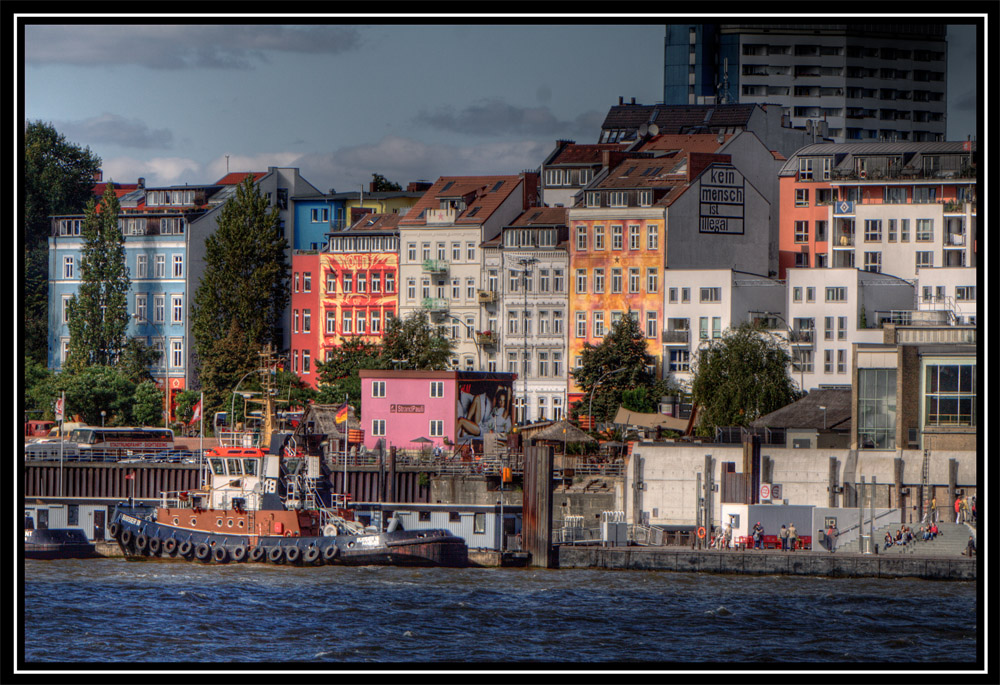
left=189, top=398, right=203, bottom=426
left=54, top=395, right=65, bottom=422
left=335, top=404, right=349, bottom=424
left=124, top=472, right=135, bottom=481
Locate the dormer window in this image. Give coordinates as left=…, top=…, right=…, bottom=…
left=609, top=191, right=628, bottom=207
left=638, top=189, right=652, bottom=207
left=585, top=192, right=601, bottom=208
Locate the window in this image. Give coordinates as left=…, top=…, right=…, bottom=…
left=539, top=269, right=550, bottom=292
left=924, top=363, right=976, bottom=426
left=430, top=381, right=444, bottom=398
left=700, top=317, right=709, bottom=340
left=611, top=268, right=622, bottom=294
left=538, top=311, right=550, bottom=335
left=837, top=349, right=846, bottom=374
left=712, top=317, right=722, bottom=339
left=629, top=225, right=641, bottom=250
left=407, top=243, right=417, bottom=262
left=302, top=272, right=311, bottom=292
left=326, top=311, right=336, bottom=334
left=172, top=255, right=184, bottom=278
left=955, top=286, right=976, bottom=301
left=371, top=272, right=382, bottom=293
left=793, top=287, right=803, bottom=302
left=153, top=295, right=165, bottom=323
left=884, top=186, right=907, bottom=204
left=553, top=269, right=564, bottom=293
left=815, top=220, right=828, bottom=242
left=826, top=287, right=846, bottom=302
left=646, top=311, right=657, bottom=338
left=552, top=310, right=563, bottom=335
left=586, top=192, right=600, bottom=207
left=538, top=352, right=549, bottom=377
left=795, top=188, right=809, bottom=207
left=593, top=268, right=605, bottom=294
left=864, top=220, right=882, bottom=242
left=371, top=311, right=381, bottom=334
left=916, top=251, right=933, bottom=269
left=593, top=225, right=605, bottom=250
left=900, top=219, right=910, bottom=242
left=913, top=186, right=936, bottom=204
left=593, top=311, right=605, bottom=337
left=609, top=191, right=627, bottom=207
left=575, top=225, right=588, bottom=250
left=638, top=189, right=652, bottom=207
left=326, top=271, right=337, bottom=294
left=302, top=350, right=311, bottom=374
left=136, top=255, right=146, bottom=279
left=575, top=269, right=587, bottom=294
left=171, top=340, right=184, bottom=369
left=794, top=221, right=809, bottom=243
left=385, top=272, right=395, bottom=293
left=864, top=251, right=881, bottom=273
left=575, top=312, right=586, bottom=338
left=628, top=268, right=640, bottom=293
left=467, top=243, right=476, bottom=261
left=356, top=311, right=366, bottom=335
left=155, top=255, right=165, bottom=278
left=916, top=219, right=934, bottom=242
left=825, top=316, right=834, bottom=341
left=553, top=352, right=563, bottom=378
left=342, top=311, right=353, bottom=334
left=611, top=225, right=623, bottom=250
left=838, top=316, right=847, bottom=340
left=372, top=419, right=386, bottom=436
left=343, top=272, right=353, bottom=294
left=647, top=224, right=659, bottom=250
left=798, top=158, right=813, bottom=180
left=806, top=287, right=815, bottom=302
left=669, top=349, right=690, bottom=372
left=134, top=295, right=146, bottom=323
left=700, top=287, right=721, bottom=303
left=430, top=420, right=444, bottom=437
left=172, top=295, right=183, bottom=324
left=302, top=309, right=311, bottom=333
left=824, top=349, right=834, bottom=374
left=858, top=368, right=897, bottom=449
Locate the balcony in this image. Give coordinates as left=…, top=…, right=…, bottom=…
left=789, top=329, right=815, bottom=345
left=421, top=297, right=448, bottom=313
left=832, top=234, right=855, bottom=247
left=477, top=289, right=498, bottom=305
left=945, top=233, right=966, bottom=247
left=422, top=259, right=448, bottom=275
left=475, top=331, right=497, bottom=347
left=661, top=329, right=690, bottom=345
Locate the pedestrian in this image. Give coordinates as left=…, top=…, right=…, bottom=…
left=826, top=524, right=838, bottom=553
left=931, top=496, right=938, bottom=523
left=963, top=536, right=976, bottom=557
left=780, top=524, right=789, bottom=551
left=752, top=521, right=764, bottom=550
left=971, top=495, right=976, bottom=524
left=961, top=496, right=971, bottom=524
left=788, top=523, right=798, bottom=551
left=724, top=522, right=733, bottom=550
left=955, top=495, right=963, bottom=524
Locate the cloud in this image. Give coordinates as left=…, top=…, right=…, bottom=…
left=294, top=135, right=551, bottom=194
left=58, top=113, right=173, bottom=150
left=415, top=99, right=603, bottom=139
left=25, top=25, right=362, bottom=69
left=100, top=156, right=204, bottom=186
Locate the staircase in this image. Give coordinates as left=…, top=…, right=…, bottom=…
left=876, top=521, right=974, bottom=556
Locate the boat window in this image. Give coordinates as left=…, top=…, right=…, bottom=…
left=210, top=458, right=225, bottom=476
left=226, top=458, right=243, bottom=475
left=243, top=458, right=258, bottom=476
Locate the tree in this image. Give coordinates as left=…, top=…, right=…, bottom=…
left=370, top=173, right=402, bottom=192
left=569, top=313, right=674, bottom=424
left=191, top=176, right=290, bottom=404
left=65, top=184, right=130, bottom=370
left=132, top=381, right=165, bottom=427
left=24, top=121, right=102, bottom=363
left=314, top=338, right=382, bottom=410
left=377, top=310, right=455, bottom=371
left=117, top=338, right=160, bottom=385
left=61, top=365, right=137, bottom=426
left=690, top=322, right=800, bottom=438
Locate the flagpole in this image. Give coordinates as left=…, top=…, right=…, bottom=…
left=58, top=392, right=65, bottom=498
left=343, top=394, right=348, bottom=509
left=198, top=391, right=204, bottom=489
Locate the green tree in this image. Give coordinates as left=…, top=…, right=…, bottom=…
left=370, top=173, right=402, bottom=192
left=132, top=381, right=165, bottom=427
left=191, top=176, right=290, bottom=404
left=61, top=365, right=137, bottom=426
left=24, top=121, right=102, bottom=363
left=569, top=313, right=674, bottom=424
left=314, top=338, right=382, bottom=410
left=65, top=184, right=130, bottom=370
left=117, top=338, right=160, bottom=385
left=24, top=357, right=60, bottom=421
left=377, top=310, right=455, bottom=371
left=690, top=322, right=800, bottom=438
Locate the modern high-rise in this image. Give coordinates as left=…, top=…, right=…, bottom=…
left=664, top=24, right=948, bottom=143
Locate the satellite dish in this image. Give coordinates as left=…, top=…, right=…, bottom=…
left=648, top=123, right=659, bottom=136
left=638, top=123, right=648, bottom=137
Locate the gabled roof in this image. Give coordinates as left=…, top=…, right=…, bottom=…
left=636, top=133, right=730, bottom=156
left=344, top=212, right=403, bottom=233
left=547, top=142, right=629, bottom=166
left=751, top=388, right=852, bottom=431
left=214, top=171, right=268, bottom=186
left=591, top=157, right=687, bottom=191
left=506, top=207, right=568, bottom=227
left=399, top=175, right=521, bottom=226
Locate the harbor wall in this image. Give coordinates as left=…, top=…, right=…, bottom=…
left=556, top=546, right=976, bottom=581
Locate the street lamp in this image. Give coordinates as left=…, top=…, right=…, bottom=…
left=589, top=367, right=626, bottom=433
left=133, top=313, right=169, bottom=428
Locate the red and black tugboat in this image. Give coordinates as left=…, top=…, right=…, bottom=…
left=109, top=348, right=467, bottom=568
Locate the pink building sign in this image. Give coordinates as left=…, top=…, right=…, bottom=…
left=359, top=370, right=516, bottom=452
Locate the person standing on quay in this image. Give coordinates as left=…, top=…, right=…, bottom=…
left=788, top=523, right=798, bottom=551
left=780, top=524, right=789, bottom=551
left=931, top=496, right=938, bottom=523
left=826, top=524, right=838, bottom=553
left=955, top=495, right=964, bottom=524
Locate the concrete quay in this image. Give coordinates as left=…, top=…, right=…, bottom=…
left=556, top=545, right=976, bottom=581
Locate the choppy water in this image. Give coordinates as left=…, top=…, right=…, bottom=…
left=21, top=558, right=978, bottom=668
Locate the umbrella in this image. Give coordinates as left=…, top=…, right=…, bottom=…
left=411, top=437, right=432, bottom=444
left=530, top=420, right=596, bottom=444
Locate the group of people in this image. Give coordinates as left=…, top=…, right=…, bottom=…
left=954, top=495, right=976, bottom=525
left=709, top=521, right=799, bottom=551
left=884, top=523, right=933, bottom=549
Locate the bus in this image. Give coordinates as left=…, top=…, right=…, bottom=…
left=67, top=427, right=174, bottom=456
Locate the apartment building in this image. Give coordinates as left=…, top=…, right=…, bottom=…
left=778, top=141, right=977, bottom=280
left=538, top=139, right=627, bottom=208
left=289, top=213, right=401, bottom=389
left=664, top=23, right=948, bottom=143
left=396, top=175, right=531, bottom=373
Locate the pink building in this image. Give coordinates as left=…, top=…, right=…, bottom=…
left=359, top=370, right=516, bottom=452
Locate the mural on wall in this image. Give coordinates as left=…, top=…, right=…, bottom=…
left=319, top=252, right=398, bottom=357
left=454, top=375, right=514, bottom=445
left=698, top=164, right=745, bottom=235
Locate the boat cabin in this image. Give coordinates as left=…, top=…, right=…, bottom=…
left=205, top=447, right=273, bottom=510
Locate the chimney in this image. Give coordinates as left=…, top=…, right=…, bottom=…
left=619, top=96, right=624, bottom=105
left=631, top=97, right=636, bottom=105
left=688, top=152, right=732, bottom=183
left=138, top=177, right=145, bottom=189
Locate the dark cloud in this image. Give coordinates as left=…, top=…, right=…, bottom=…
left=59, top=113, right=173, bottom=150
left=25, top=25, right=362, bottom=69
left=415, top=99, right=603, bottom=140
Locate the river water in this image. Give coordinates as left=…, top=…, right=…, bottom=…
left=20, top=558, right=979, bottom=670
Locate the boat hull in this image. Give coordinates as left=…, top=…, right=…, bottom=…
left=110, top=505, right=468, bottom=568
left=24, top=529, right=97, bottom=560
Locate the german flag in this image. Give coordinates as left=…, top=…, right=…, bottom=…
left=335, top=403, right=350, bottom=424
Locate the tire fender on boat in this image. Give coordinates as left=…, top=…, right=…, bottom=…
left=303, top=546, right=320, bottom=564
left=194, top=543, right=211, bottom=561
left=232, top=545, right=247, bottom=562
left=322, top=544, right=340, bottom=562
left=120, top=529, right=133, bottom=547
left=285, top=545, right=301, bottom=563
left=212, top=546, right=229, bottom=564
left=148, top=536, right=161, bottom=556
left=249, top=546, right=265, bottom=563
left=178, top=540, right=193, bottom=557
left=109, top=522, right=120, bottom=538
left=135, top=533, right=149, bottom=552
left=267, top=546, right=284, bottom=563
left=163, top=538, right=178, bottom=555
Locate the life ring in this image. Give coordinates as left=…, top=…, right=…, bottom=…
left=285, top=546, right=302, bottom=563
left=284, top=531, right=294, bottom=537
left=163, top=538, right=178, bottom=555
left=212, top=546, right=229, bottom=564
left=120, top=529, right=133, bottom=547
left=697, top=527, right=706, bottom=539
left=303, top=546, right=320, bottom=564
left=267, top=546, right=284, bottom=564
left=249, top=546, right=265, bottom=563
left=322, top=544, right=340, bottom=562
left=109, top=522, right=120, bottom=538
left=147, top=536, right=162, bottom=556
left=178, top=540, right=193, bottom=557
left=231, top=545, right=247, bottom=562
left=194, top=543, right=211, bottom=561
left=135, top=533, right=149, bottom=551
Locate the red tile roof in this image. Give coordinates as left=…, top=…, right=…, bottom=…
left=346, top=212, right=403, bottom=232
left=637, top=133, right=729, bottom=155
left=508, top=207, right=568, bottom=227
left=214, top=171, right=267, bottom=186
left=548, top=143, right=628, bottom=165
left=399, top=175, right=521, bottom=226
left=592, top=157, right=687, bottom=190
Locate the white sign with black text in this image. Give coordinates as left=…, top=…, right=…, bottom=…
left=699, top=165, right=745, bottom=235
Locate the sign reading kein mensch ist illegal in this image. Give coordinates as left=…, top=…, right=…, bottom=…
left=699, top=165, right=745, bottom=235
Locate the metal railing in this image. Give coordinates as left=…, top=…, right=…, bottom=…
left=24, top=447, right=203, bottom=464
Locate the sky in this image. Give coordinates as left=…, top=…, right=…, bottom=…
left=20, top=19, right=981, bottom=195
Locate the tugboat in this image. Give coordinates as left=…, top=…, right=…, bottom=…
left=109, top=347, right=468, bottom=567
